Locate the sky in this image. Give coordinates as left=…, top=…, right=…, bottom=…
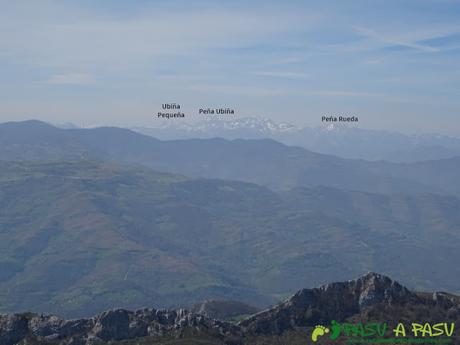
left=1, top=0, right=460, bottom=135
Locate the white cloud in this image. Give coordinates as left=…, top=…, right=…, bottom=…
left=250, top=71, right=310, bottom=79
left=186, top=83, right=287, bottom=96
left=352, top=25, right=460, bottom=53
left=46, top=73, right=95, bottom=85
left=0, top=3, right=313, bottom=71
left=305, top=90, right=382, bottom=98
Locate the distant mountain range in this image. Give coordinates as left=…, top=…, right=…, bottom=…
left=2, top=120, right=460, bottom=195
left=1, top=273, right=458, bottom=345
left=132, top=117, right=460, bottom=162
left=1, top=160, right=460, bottom=318
left=2, top=120, right=460, bottom=320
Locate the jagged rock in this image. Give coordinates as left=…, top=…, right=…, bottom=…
left=191, top=299, right=260, bottom=320
left=0, top=273, right=458, bottom=344
left=239, top=272, right=438, bottom=335
left=0, top=307, right=241, bottom=345
left=0, top=314, right=29, bottom=345
left=92, top=309, right=141, bottom=341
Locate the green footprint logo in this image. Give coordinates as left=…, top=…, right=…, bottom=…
left=329, top=320, right=341, bottom=340
left=311, top=325, right=330, bottom=342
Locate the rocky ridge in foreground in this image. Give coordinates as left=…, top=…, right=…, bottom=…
left=1, top=273, right=458, bottom=345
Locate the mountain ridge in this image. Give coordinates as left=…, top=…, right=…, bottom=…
left=0, top=273, right=458, bottom=345
left=1, top=120, right=460, bottom=195
left=131, top=117, right=460, bottom=162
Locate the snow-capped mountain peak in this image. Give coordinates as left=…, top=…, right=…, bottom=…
left=144, top=117, right=299, bottom=134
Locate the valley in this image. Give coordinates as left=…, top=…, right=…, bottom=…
left=0, top=159, right=459, bottom=318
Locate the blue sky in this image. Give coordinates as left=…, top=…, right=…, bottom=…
left=1, top=0, right=460, bottom=134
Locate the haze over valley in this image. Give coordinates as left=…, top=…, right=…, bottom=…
left=0, top=120, right=460, bottom=319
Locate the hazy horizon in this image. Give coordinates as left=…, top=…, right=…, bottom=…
left=3, top=117, right=460, bottom=140
left=1, top=0, right=460, bottom=135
